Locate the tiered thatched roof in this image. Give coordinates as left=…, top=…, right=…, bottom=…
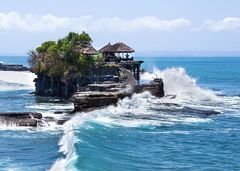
left=99, top=43, right=112, bottom=53
left=80, top=46, right=98, bottom=55
left=99, top=42, right=135, bottom=53
left=111, top=42, right=135, bottom=53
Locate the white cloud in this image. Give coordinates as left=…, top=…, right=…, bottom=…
left=0, top=12, right=91, bottom=32
left=0, top=12, right=191, bottom=32
left=199, top=17, right=240, bottom=32
left=88, top=17, right=191, bottom=32
left=1, top=12, right=240, bottom=33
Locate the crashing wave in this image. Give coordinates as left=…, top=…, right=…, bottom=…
left=141, top=67, right=220, bottom=103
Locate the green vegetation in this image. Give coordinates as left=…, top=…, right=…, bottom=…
left=29, top=32, right=97, bottom=77
left=93, top=52, right=104, bottom=62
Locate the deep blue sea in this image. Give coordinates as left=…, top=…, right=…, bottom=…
left=0, top=56, right=240, bottom=171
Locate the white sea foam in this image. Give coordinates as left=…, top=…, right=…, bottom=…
left=141, top=67, right=220, bottom=103
left=27, top=103, right=74, bottom=111
left=0, top=71, right=35, bottom=91
left=0, top=121, right=63, bottom=132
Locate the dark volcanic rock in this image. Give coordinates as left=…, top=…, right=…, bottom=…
left=33, top=63, right=122, bottom=99
left=71, top=91, right=131, bottom=112
left=34, top=74, right=77, bottom=98
left=0, top=63, right=29, bottom=71
left=71, top=78, right=164, bottom=112
left=33, top=62, right=141, bottom=99
left=0, top=112, right=42, bottom=127
left=56, top=119, right=68, bottom=125
left=54, top=111, right=64, bottom=114
left=182, top=107, right=221, bottom=115
left=135, top=78, right=164, bottom=97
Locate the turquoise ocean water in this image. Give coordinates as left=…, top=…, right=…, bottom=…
left=0, top=56, right=240, bottom=171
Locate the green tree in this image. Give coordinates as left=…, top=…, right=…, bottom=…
left=36, top=41, right=56, bottom=53
left=79, top=31, right=92, bottom=45
left=29, top=31, right=94, bottom=77
left=77, top=55, right=94, bottom=76
left=93, top=52, right=104, bottom=62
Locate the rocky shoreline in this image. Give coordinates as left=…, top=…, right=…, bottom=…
left=0, top=74, right=222, bottom=127
left=0, top=112, right=42, bottom=127
left=0, top=63, right=29, bottom=71
left=0, top=112, right=69, bottom=127
left=71, top=78, right=164, bottom=112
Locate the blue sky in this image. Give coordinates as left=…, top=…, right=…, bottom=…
left=0, top=0, right=240, bottom=56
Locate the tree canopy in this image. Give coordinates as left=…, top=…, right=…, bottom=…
left=29, top=32, right=96, bottom=77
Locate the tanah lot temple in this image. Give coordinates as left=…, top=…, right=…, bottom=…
left=71, top=42, right=164, bottom=112
left=82, top=42, right=143, bottom=81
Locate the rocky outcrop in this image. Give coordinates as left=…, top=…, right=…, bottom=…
left=71, top=91, right=132, bottom=112
left=0, top=112, right=71, bottom=127
left=0, top=63, right=29, bottom=71
left=32, top=60, right=145, bottom=98
left=34, top=63, right=136, bottom=99
left=71, top=78, right=164, bottom=112
left=0, top=112, right=42, bottom=127
left=34, top=74, right=78, bottom=98
left=135, top=78, right=164, bottom=97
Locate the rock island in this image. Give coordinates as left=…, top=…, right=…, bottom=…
left=29, top=32, right=164, bottom=112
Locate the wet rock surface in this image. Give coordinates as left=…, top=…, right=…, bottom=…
left=72, top=91, right=132, bottom=112
left=0, top=112, right=69, bottom=127
left=135, top=78, right=165, bottom=97
left=0, top=112, right=42, bottom=127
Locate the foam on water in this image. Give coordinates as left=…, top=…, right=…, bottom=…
left=0, top=120, right=64, bottom=132
left=0, top=71, right=35, bottom=91
left=27, top=103, right=74, bottom=110
left=26, top=103, right=74, bottom=119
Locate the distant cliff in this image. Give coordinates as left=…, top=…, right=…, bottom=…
left=0, top=63, right=29, bottom=71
